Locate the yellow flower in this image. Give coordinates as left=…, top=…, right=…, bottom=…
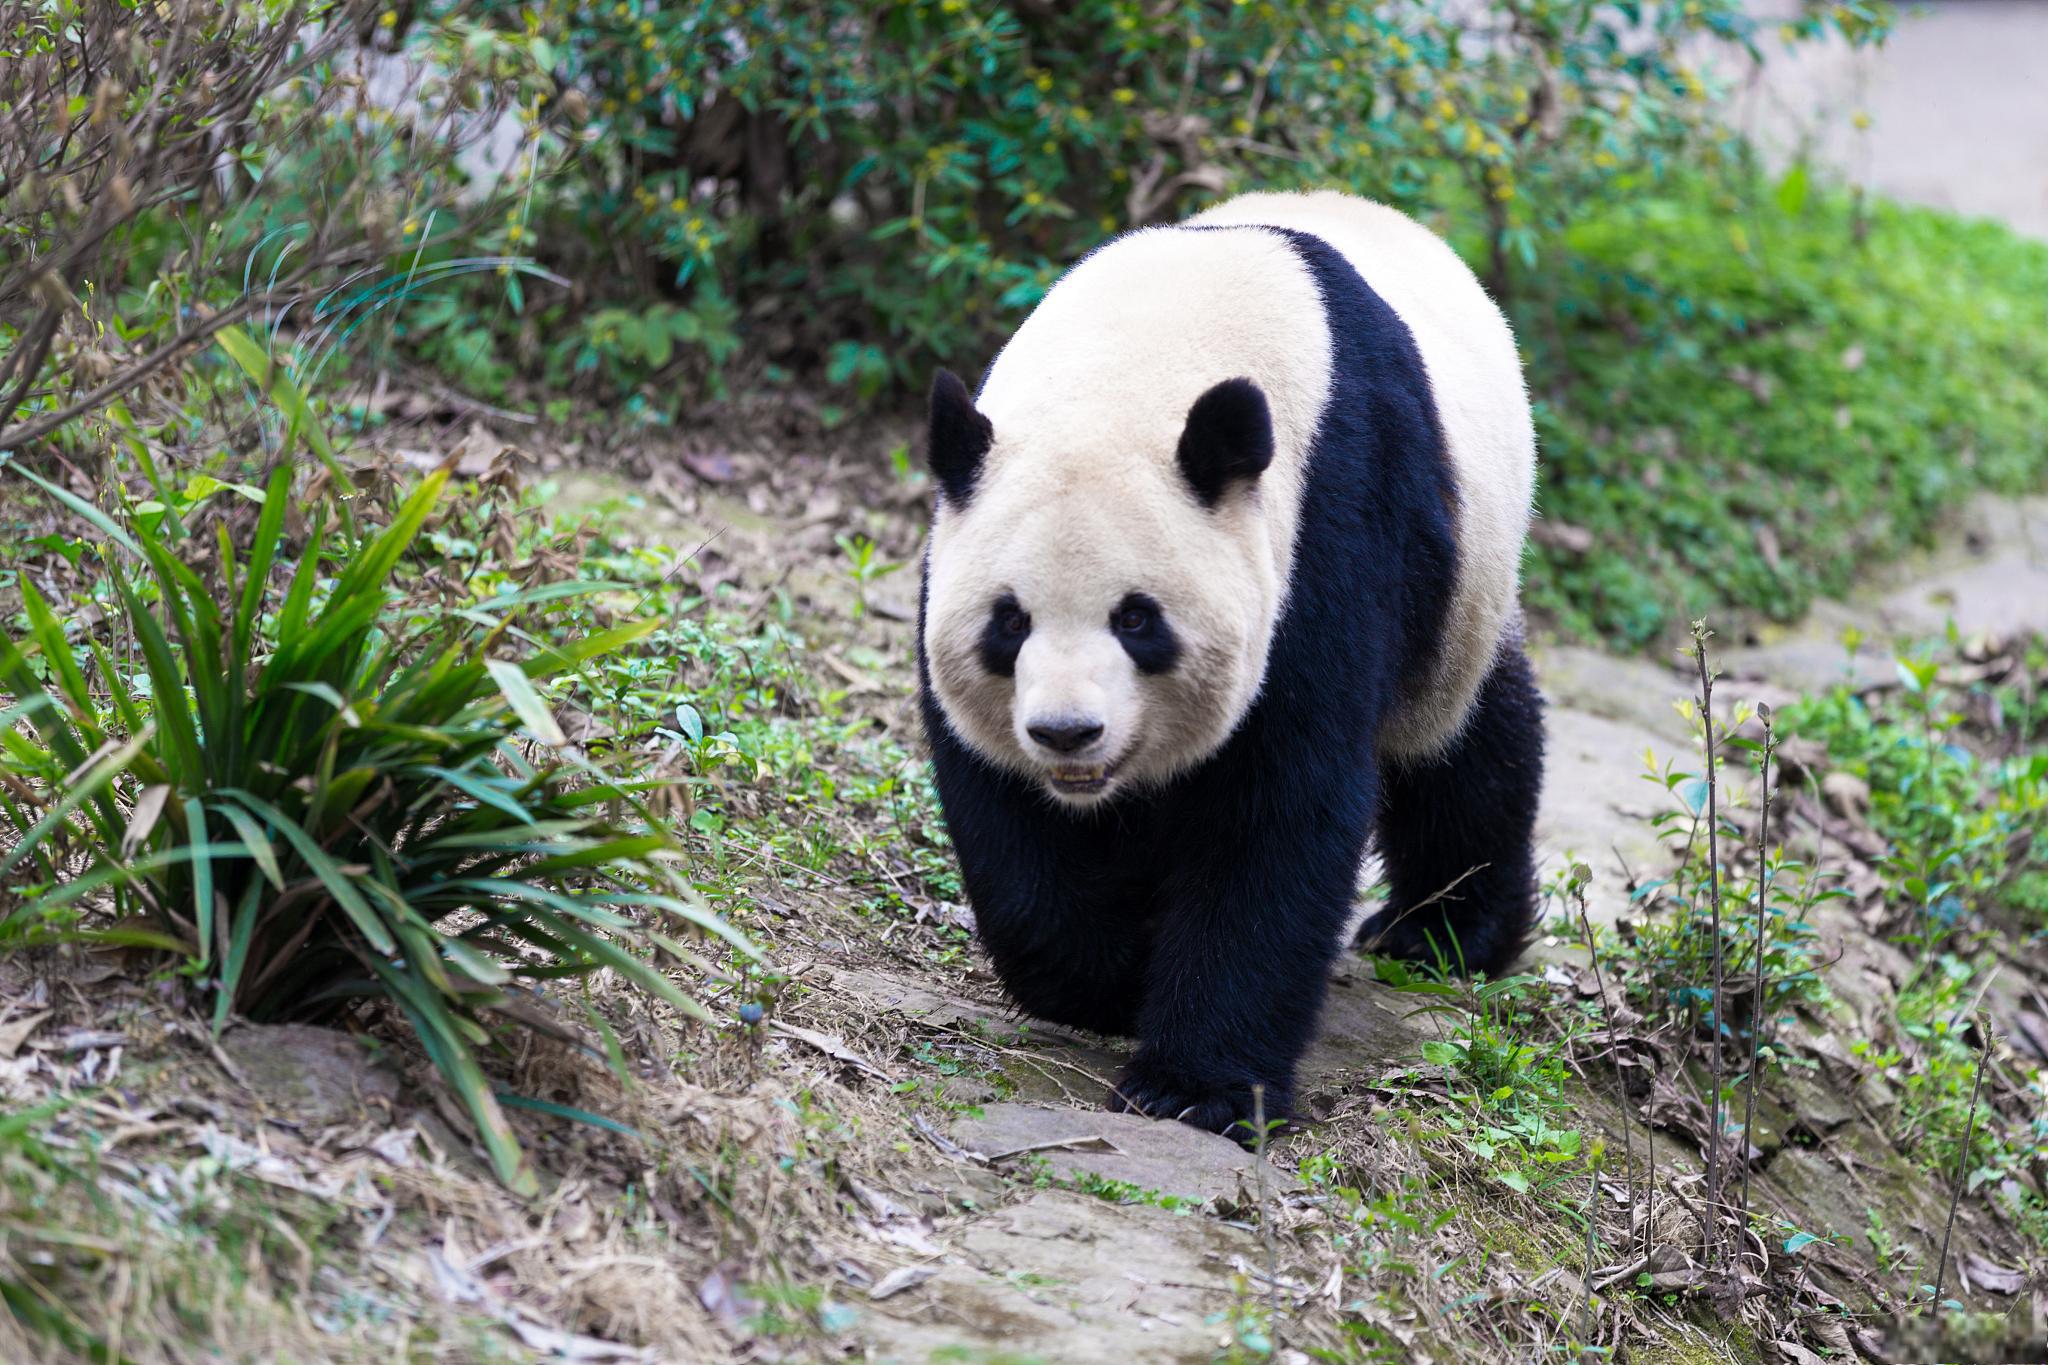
left=1853, top=110, right=1872, bottom=130
left=506, top=224, right=524, bottom=243
left=670, top=197, right=686, bottom=214
left=378, top=9, right=397, bottom=27
left=1113, top=88, right=1135, bottom=105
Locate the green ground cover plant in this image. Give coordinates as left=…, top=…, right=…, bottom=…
left=1776, top=641, right=2048, bottom=1247
left=1522, top=177, right=2048, bottom=646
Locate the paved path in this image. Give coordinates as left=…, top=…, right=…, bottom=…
left=1736, top=0, right=2048, bottom=238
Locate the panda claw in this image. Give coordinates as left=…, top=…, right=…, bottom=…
left=1108, top=1058, right=1285, bottom=1147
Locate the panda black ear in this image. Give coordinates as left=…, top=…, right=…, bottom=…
left=927, top=368, right=993, bottom=506
left=1178, top=378, right=1273, bottom=508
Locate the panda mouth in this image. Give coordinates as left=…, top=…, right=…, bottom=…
left=1046, top=756, right=1126, bottom=796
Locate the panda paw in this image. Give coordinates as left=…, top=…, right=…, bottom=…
left=1106, top=1057, right=1287, bottom=1146
left=1353, top=905, right=1454, bottom=969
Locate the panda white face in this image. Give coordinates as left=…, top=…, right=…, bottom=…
left=922, top=372, right=1287, bottom=808
left=920, top=225, right=1344, bottom=804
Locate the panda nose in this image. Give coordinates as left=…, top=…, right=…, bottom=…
left=1027, top=718, right=1104, bottom=754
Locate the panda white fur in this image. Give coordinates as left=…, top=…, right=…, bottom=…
left=917, top=190, right=1545, bottom=1137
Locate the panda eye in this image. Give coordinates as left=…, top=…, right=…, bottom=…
left=1114, top=604, right=1151, bottom=634
left=1000, top=607, right=1030, bottom=636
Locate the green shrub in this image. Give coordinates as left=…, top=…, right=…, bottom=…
left=433, top=0, right=1886, bottom=402
left=0, top=438, right=752, bottom=1194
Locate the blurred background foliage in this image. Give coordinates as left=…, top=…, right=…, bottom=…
left=436, top=0, right=1889, bottom=396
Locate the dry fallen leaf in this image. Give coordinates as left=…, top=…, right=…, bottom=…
left=767, top=1020, right=895, bottom=1081
left=680, top=448, right=737, bottom=483
left=868, top=1264, right=939, bottom=1300
left=1821, top=771, right=1872, bottom=822
left=0, top=1010, right=52, bottom=1060
left=1962, top=1252, right=2028, bottom=1296
left=121, top=783, right=170, bottom=859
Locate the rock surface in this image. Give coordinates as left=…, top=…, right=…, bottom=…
left=860, top=1191, right=1254, bottom=1364
left=952, top=1103, right=1294, bottom=1205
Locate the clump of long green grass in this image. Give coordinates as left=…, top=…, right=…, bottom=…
left=0, top=457, right=751, bottom=1194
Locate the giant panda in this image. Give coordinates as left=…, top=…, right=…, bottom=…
left=916, top=189, right=1544, bottom=1138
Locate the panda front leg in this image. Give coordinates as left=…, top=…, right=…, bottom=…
left=926, top=708, right=1152, bottom=1036
left=1109, top=764, right=1376, bottom=1140
left=1356, top=642, right=1546, bottom=977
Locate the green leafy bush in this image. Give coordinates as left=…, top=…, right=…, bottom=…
left=435, top=0, right=1885, bottom=400
left=0, top=453, right=751, bottom=1194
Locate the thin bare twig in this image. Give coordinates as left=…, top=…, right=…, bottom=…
left=1739, top=706, right=1777, bottom=1222
left=1932, top=1017, right=1989, bottom=1311
left=1572, top=864, right=1636, bottom=1254
left=1689, top=620, right=1728, bottom=1267
left=1253, top=1083, right=1278, bottom=1327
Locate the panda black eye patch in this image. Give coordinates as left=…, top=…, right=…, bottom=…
left=1111, top=592, right=1180, bottom=674
left=979, top=594, right=1030, bottom=676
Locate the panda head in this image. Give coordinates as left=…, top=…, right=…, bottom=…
left=921, top=367, right=1283, bottom=807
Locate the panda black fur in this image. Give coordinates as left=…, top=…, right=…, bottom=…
left=917, top=191, right=1545, bottom=1138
